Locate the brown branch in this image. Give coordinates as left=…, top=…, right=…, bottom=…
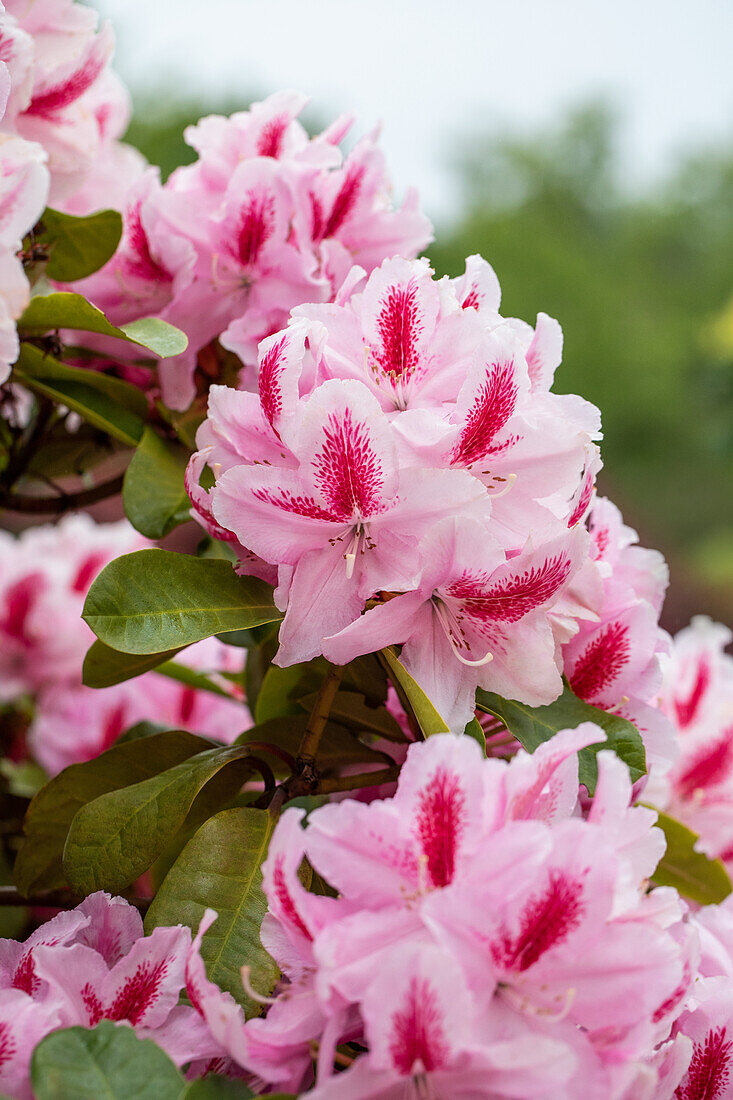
left=318, top=767, right=400, bottom=794
left=0, top=885, right=149, bottom=912
left=296, top=663, right=344, bottom=771
left=0, top=473, right=124, bottom=514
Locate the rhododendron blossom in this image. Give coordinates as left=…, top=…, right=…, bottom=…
left=656, top=617, right=733, bottom=868
left=70, top=92, right=433, bottom=409
left=185, top=731, right=692, bottom=1097
left=0, top=893, right=217, bottom=1097
left=190, top=253, right=609, bottom=729
left=562, top=495, right=676, bottom=772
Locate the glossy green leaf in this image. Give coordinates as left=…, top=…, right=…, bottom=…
left=82, top=549, right=280, bottom=654
left=299, top=689, right=407, bottom=742
left=183, top=1079, right=255, bottom=1099
left=13, top=342, right=145, bottom=446
left=123, top=426, right=191, bottom=538
left=63, top=744, right=257, bottom=895
left=82, top=639, right=186, bottom=688
left=237, top=714, right=390, bottom=775
left=476, top=682, right=646, bottom=794
left=146, top=807, right=279, bottom=1013
left=31, top=1022, right=184, bottom=1100
left=254, top=660, right=327, bottom=724
left=15, top=730, right=209, bottom=895
left=380, top=647, right=450, bottom=735
left=652, top=810, right=732, bottom=904
left=463, top=716, right=487, bottom=752
left=38, top=207, right=123, bottom=282
left=17, top=292, right=188, bottom=357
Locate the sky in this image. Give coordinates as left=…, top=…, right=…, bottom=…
left=97, top=0, right=733, bottom=225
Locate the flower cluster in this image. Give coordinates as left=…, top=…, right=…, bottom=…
left=0, top=892, right=219, bottom=1099
left=190, top=253, right=608, bottom=732
left=0, top=0, right=132, bottom=381
left=0, top=515, right=247, bottom=774
left=185, top=730, right=695, bottom=1097
left=68, top=90, right=433, bottom=409
left=562, top=495, right=676, bottom=773
left=656, top=617, right=733, bottom=869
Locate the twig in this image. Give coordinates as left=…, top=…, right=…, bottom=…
left=0, top=473, right=124, bottom=514
left=296, top=663, right=344, bottom=773
left=0, top=885, right=150, bottom=912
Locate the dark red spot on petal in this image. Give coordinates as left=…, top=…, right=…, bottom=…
left=389, top=977, right=450, bottom=1075
left=27, top=47, right=107, bottom=118
left=675, top=659, right=712, bottom=730
left=568, top=466, right=596, bottom=528
left=71, top=552, right=108, bottom=594
left=235, top=192, right=276, bottom=268
left=676, top=734, right=733, bottom=799
left=82, top=982, right=104, bottom=1026
left=569, top=621, right=631, bottom=702
left=0, top=1023, right=15, bottom=1071
left=272, top=856, right=311, bottom=941
left=259, top=335, right=287, bottom=431
left=492, top=870, right=585, bottom=972
left=372, top=281, right=423, bottom=384
left=451, top=360, right=519, bottom=467
left=415, top=766, right=466, bottom=888
left=124, top=201, right=171, bottom=285
left=12, top=951, right=40, bottom=996
left=1, top=574, right=42, bottom=644
left=312, top=406, right=386, bottom=519
left=256, top=115, right=288, bottom=158
left=105, top=959, right=169, bottom=1025
left=322, top=164, right=365, bottom=239
left=677, top=1026, right=733, bottom=1100
left=448, top=555, right=572, bottom=626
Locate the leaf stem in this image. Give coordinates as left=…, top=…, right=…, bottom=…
left=318, top=766, right=400, bottom=794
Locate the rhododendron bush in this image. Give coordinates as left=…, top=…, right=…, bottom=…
left=2, top=4, right=733, bottom=1100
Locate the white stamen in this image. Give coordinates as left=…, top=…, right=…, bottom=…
left=485, top=472, right=517, bottom=499
left=501, top=983, right=576, bottom=1022
left=433, top=599, right=493, bottom=667
left=240, top=965, right=277, bottom=1005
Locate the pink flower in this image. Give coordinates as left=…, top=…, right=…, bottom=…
left=0, top=515, right=145, bottom=702
left=3, top=0, right=124, bottom=202
left=655, top=618, right=733, bottom=869
left=324, top=517, right=587, bottom=730
left=0, top=891, right=219, bottom=1096
left=28, top=636, right=248, bottom=775
left=184, top=732, right=690, bottom=1094
left=562, top=496, right=676, bottom=773
left=212, top=379, right=488, bottom=668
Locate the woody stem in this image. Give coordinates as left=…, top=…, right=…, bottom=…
left=296, top=662, right=344, bottom=771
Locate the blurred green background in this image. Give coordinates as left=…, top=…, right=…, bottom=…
left=125, top=96, right=733, bottom=632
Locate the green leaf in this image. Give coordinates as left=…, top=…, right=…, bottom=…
left=13, top=342, right=146, bottom=446
left=380, top=647, right=450, bottom=736
left=123, top=426, right=192, bottom=538
left=237, top=715, right=390, bottom=775
left=254, top=660, right=327, bottom=724
left=15, top=730, right=209, bottom=895
left=299, top=689, right=407, bottom=742
left=17, top=292, right=188, bottom=357
left=183, top=1080, right=255, bottom=1099
left=82, top=639, right=186, bottom=688
left=475, top=682, right=646, bottom=794
left=31, top=1022, right=184, bottom=1100
left=154, top=660, right=243, bottom=701
left=651, top=810, right=732, bottom=904
left=38, top=207, right=123, bottom=282
left=63, top=744, right=258, bottom=895
left=463, top=717, right=487, bottom=752
left=82, top=549, right=281, bottom=654
left=146, top=807, right=279, bottom=1013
